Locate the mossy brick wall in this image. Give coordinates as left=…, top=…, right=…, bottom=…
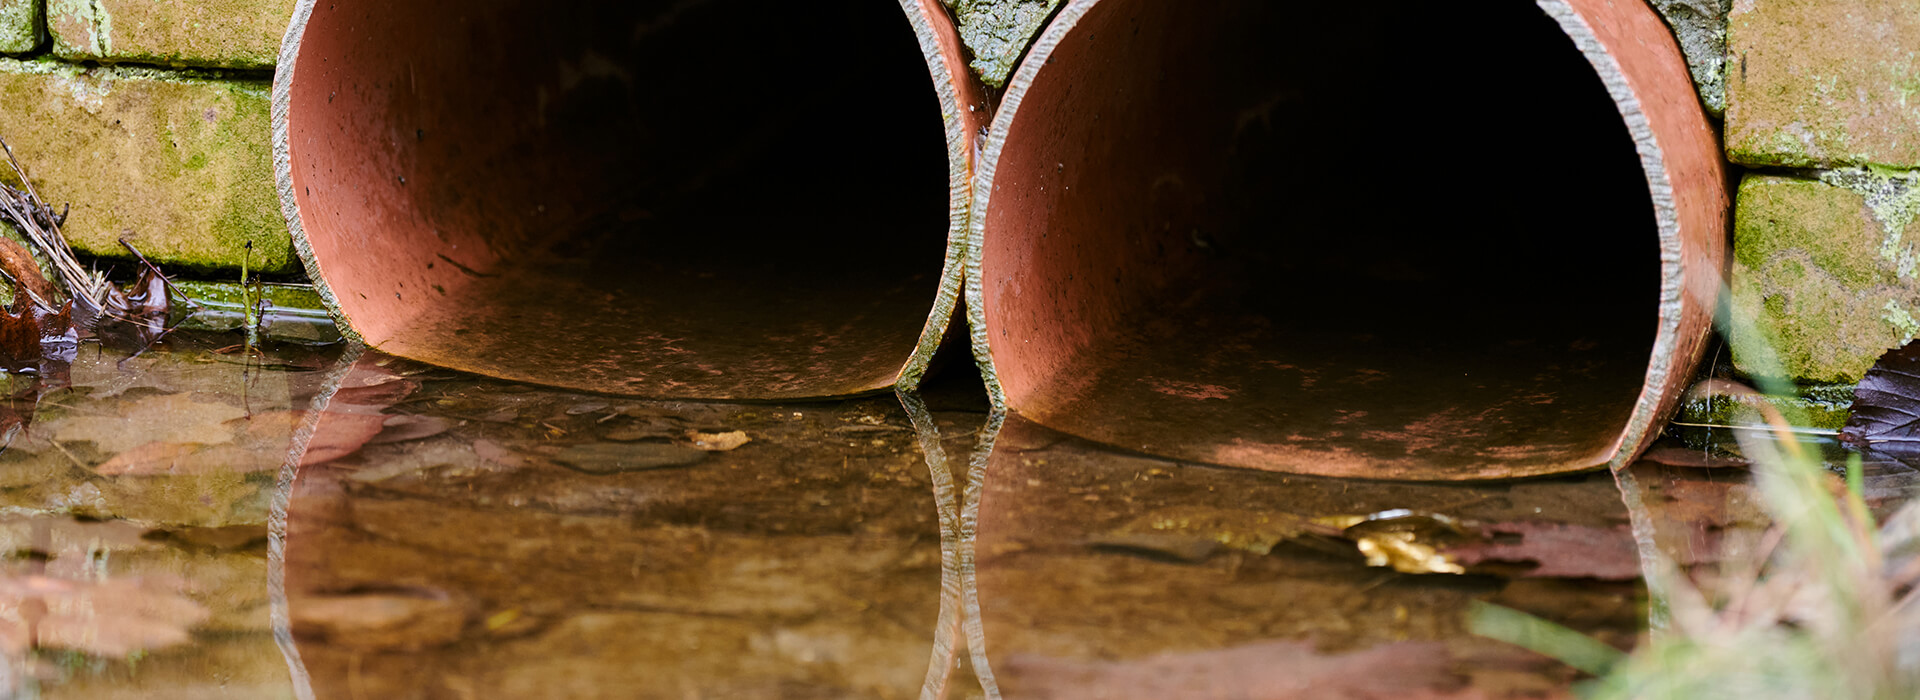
left=1723, top=0, right=1920, bottom=385
left=0, top=0, right=295, bottom=275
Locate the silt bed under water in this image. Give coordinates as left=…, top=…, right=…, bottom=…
left=0, top=332, right=1904, bottom=698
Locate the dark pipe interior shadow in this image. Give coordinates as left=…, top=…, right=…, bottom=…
left=982, top=0, right=1658, bottom=479
left=288, top=0, right=950, bottom=398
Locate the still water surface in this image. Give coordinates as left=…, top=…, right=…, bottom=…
left=0, top=333, right=1900, bottom=698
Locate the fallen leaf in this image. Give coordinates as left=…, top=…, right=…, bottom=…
left=241, top=410, right=389, bottom=466
left=684, top=430, right=749, bottom=451
left=1353, top=530, right=1465, bottom=574
left=1843, top=340, right=1920, bottom=457
left=473, top=439, right=525, bottom=468
left=0, top=288, right=70, bottom=375
left=89, top=266, right=169, bottom=352
left=1002, top=640, right=1469, bottom=700
left=0, top=236, right=55, bottom=309
left=94, top=441, right=203, bottom=476
left=553, top=443, right=705, bottom=474
left=347, top=441, right=482, bottom=483
left=1444, top=522, right=1641, bottom=580
left=303, top=411, right=391, bottom=465
left=369, top=414, right=453, bottom=444
left=291, top=589, right=466, bottom=650
left=1321, top=510, right=1472, bottom=575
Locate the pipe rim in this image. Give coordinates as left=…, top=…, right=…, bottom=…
left=964, top=0, right=1727, bottom=479
left=273, top=1, right=984, bottom=398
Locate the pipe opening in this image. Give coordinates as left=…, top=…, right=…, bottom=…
left=284, top=1, right=951, bottom=398
left=981, top=0, right=1663, bottom=479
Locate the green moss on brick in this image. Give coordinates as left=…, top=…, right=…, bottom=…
left=49, top=0, right=294, bottom=70
left=1731, top=172, right=1920, bottom=383
left=0, top=59, right=293, bottom=274
left=1726, top=0, right=1920, bottom=168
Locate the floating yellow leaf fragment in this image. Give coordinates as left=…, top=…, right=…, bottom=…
left=685, top=430, right=750, bottom=451
left=486, top=608, right=522, bottom=631
left=1317, top=509, right=1469, bottom=575
left=1352, top=531, right=1465, bottom=575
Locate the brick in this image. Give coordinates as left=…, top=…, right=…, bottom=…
left=1730, top=173, right=1920, bottom=383
left=0, top=0, right=43, bottom=55
left=48, top=0, right=296, bottom=70
left=0, top=59, right=295, bottom=274
left=1725, top=0, right=1920, bottom=168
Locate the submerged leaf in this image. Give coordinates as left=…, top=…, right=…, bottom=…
left=683, top=430, right=749, bottom=451
left=369, top=415, right=453, bottom=445
left=1444, top=522, right=1640, bottom=580
left=1001, top=640, right=1467, bottom=700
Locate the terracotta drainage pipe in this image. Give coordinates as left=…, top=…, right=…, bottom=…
left=966, top=0, right=1728, bottom=480
left=272, top=0, right=989, bottom=399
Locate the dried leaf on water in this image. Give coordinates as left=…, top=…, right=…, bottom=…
left=1317, top=510, right=1469, bottom=575
left=683, top=430, right=749, bottom=451
left=94, top=441, right=278, bottom=476
left=283, top=411, right=390, bottom=466
left=0, top=288, right=72, bottom=375
left=94, top=441, right=204, bottom=476
left=290, top=589, right=467, bottom=650
left=1443, top=522, right=1641, bottom=580
left=1843, top=339, right=1920, bottom=457
left=473, top=439, right=526, bottom=468
left=88, top=265, right=171, bottom=352
left=369, top=415, right=453, bottom=445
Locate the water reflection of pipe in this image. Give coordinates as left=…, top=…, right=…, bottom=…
left=901, top=389, right=1005, bottom=699
left=969, top=416, right=1649, bottom=697
left=965, top=0, right=1728, bottom=480
left=268, top=342, right=364, bottom=700
left=273, top=0, right=990, bottom=399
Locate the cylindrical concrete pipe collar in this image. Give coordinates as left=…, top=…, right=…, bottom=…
left=966, top=0, right=1729, bottom=480
left=272, top=0, right=990, bottom=400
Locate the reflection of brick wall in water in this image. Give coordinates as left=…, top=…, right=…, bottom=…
left=0, top=0, right=296, bottom=274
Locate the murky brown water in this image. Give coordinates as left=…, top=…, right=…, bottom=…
left=0, top=333, right=1902, bottom=699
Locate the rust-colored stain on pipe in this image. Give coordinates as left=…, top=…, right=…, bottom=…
left=967, top=0, right=1727, bottom=480
left=273, top=0, right=989, bottom=399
